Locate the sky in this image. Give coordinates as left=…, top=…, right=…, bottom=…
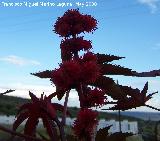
left=0, top=0, right=160, bottom=112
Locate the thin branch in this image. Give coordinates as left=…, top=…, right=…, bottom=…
left=118, top=110, right=122, bottom=132
left=0, top=89, right=15, bottom=95
left=61, top=90, right=70, bottom=126
left=55, top=117, right=66, bottom=141
left=0, top=124, right=43, bottom=141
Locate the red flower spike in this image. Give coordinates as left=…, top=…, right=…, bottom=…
left=73, top=109, right=98, bottom=141
left=82, top=61, right=101, bottom=83
left=83, top=88, right=107, bottom=108
left=60, top=37, right=92, bottom=55
left=54, top=9, right=97, bottom=37
left=51, top=59, right=100, bottom=90
left=82, top=14, right=98, bottom=33
left=51, top=60, right=81, bottom=90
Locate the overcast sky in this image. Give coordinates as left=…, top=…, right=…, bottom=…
left=0, top=0, right=160, bottom=112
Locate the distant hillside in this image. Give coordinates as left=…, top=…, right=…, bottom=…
left=0, top=95, right=30, bottom=115
left=119, top=111, right=160, bottom=121
left=0, top=95, right=141, bottom=121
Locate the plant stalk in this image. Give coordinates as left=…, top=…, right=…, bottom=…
left=118, top=110, right=122, bottom=132
left=62, top=90, right=70, bottom=126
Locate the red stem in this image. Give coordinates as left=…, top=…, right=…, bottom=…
left=61, top=90, right=70, bottom=126
left=55, top=117, right=66, bottom=141
left=77, top=84, right=85, bottom=108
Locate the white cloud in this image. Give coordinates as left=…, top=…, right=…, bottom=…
left=0, top=55, right=41, bottom=66
left=137, top=0, right=159, bottom=13
left=0, top=83, right=79, bottom=107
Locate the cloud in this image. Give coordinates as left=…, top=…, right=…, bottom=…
left=0, top=55, right=41, bottom=66
left=0, top=83, right=79, bottom=107
left=137, top=0, right=159, bottom=13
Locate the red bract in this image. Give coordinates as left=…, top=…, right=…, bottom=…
left=54, top=9, right=97, bottom=37
left=13, top=92, right=69, bottom=141
left=51, top=60, right=81, bottom=90
left=73, top=109, right=98, bottom=141
left=82, top=61, right=101, bottom=83
left=60, top=37, right=92, bottom=55
left=51, top=58, right=100, bottom=90
left=84, top=88, right=107, bottom=108
left=82, top=15, right=98, bottom=33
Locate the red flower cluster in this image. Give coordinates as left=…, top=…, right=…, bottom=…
left=51, top=58, right=100, bottom=90
left=54, top=9, right=97, bottom=37
left=60, top=37, right=92, bottom=55
left=73, top=109, right=98, bottom=141
left=83, top=88, right=107, bottom=108
left=51, top=60, right=81, bottom=90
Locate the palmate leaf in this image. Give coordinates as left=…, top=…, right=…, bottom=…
left=118, top=85, right=141, bottom=98
left=96, top=53, right=125, bottom=64
left=100, top=64, right=137, bottom=76
left=91, top=76, right=127, bottom=100
left=108, top=82, right=158, bottom=111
